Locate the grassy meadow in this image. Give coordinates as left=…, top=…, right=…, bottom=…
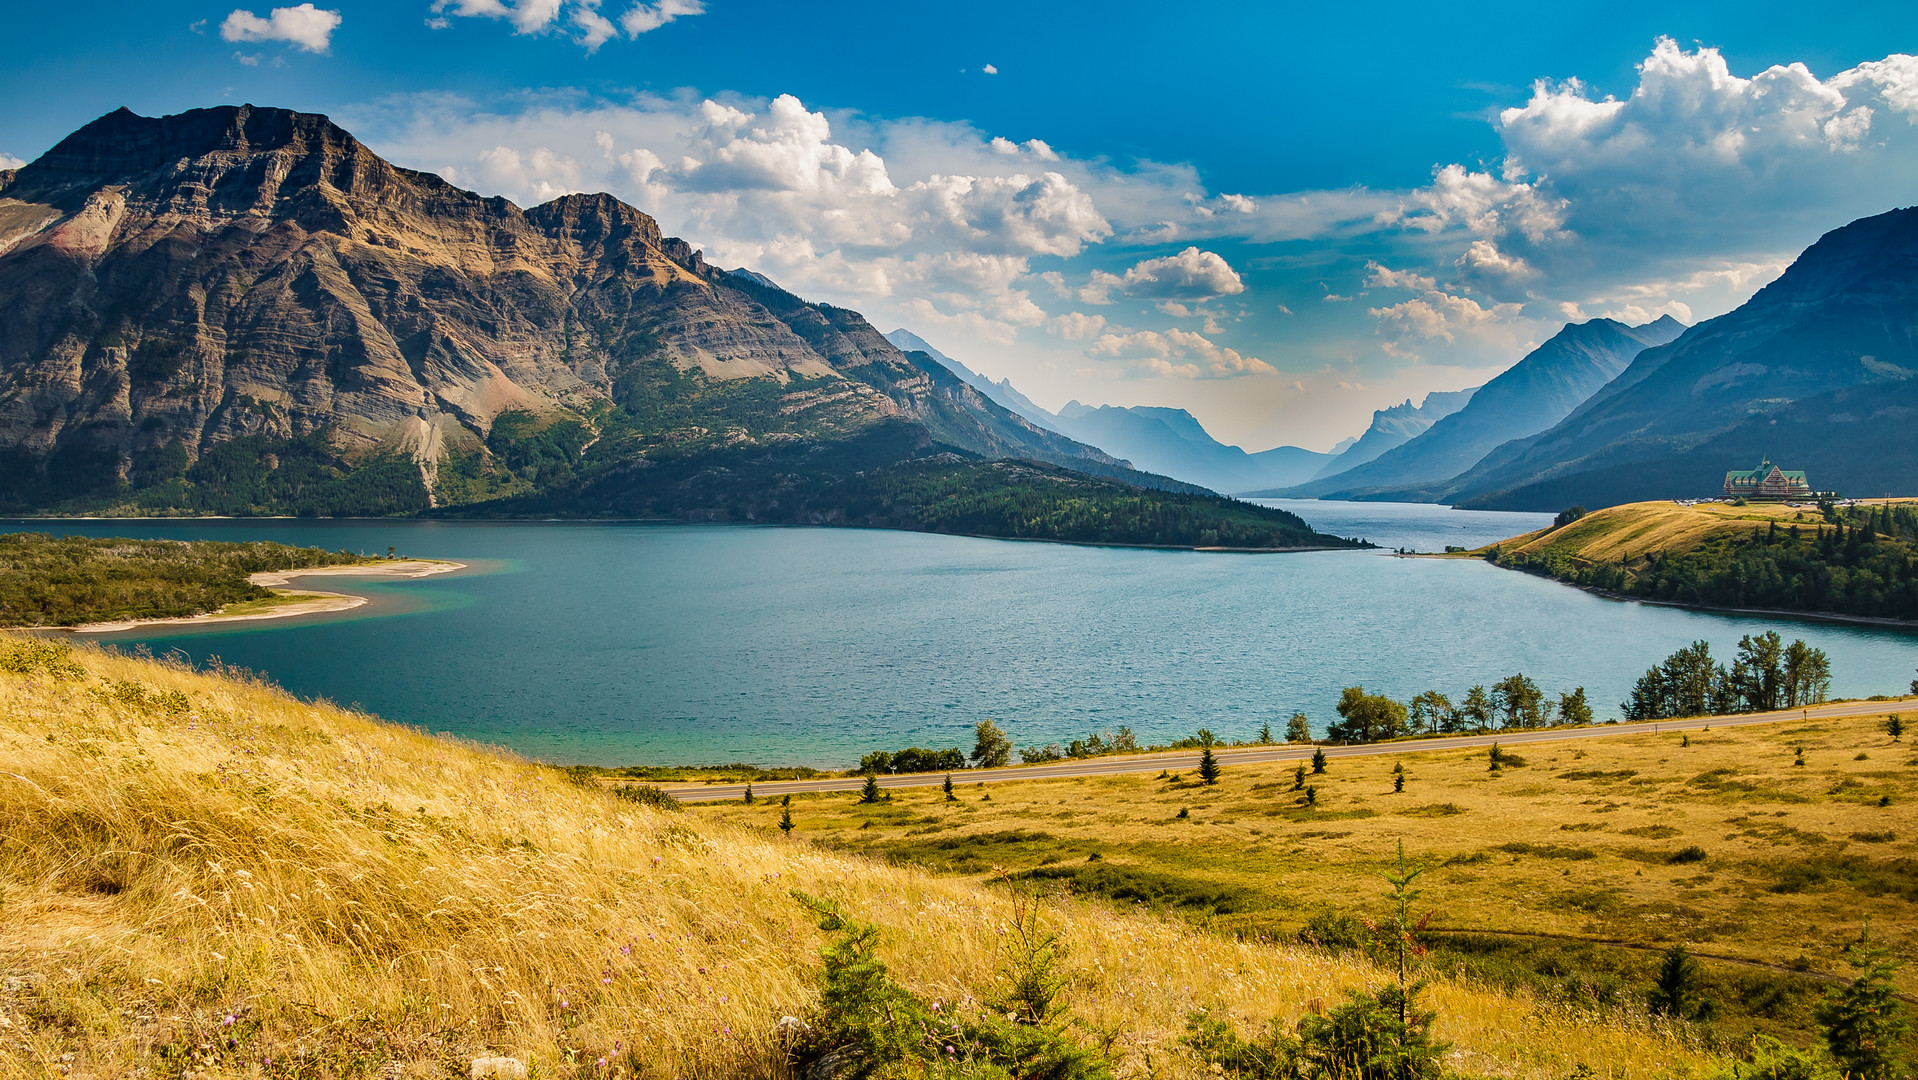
left=0, top=634, right=1744, bottom=1078
left=1478, top=501, right=1844, bottom=565
left=692, top=710, right=1918, bottom=1050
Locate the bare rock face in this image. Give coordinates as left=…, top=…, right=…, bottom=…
left=0, top=105, right=1113, bottom=511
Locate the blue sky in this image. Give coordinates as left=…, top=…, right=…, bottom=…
left=5, top=1, right=1917, bottom=449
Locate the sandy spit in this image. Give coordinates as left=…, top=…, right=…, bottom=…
left=61, top=560, right=466, bottom=634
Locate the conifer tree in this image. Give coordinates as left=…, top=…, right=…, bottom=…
left=743, top=782, right=754, bottom=805
left=1311, top=747, right=1327, bottom=774
left=778, top=795, right=795, bottom=836
left=1648, top=944, right=1706, bottom=1021
left=1392, top=762, right=1405, bottom=793
left=860, top=772, right=882, bottom=803
left=1889, top=714, right=1904, bottom=741
left=943, top=773, right=957, bottom=801
left=1818, top=928, right=1910, bottom=1080
left=1259, top=720, right=1273, bottom=745
left=1293, top=763, right=1307, bottom=791
left=1197, top=729, right=1221, bottom=785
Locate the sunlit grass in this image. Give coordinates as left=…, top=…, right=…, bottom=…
left=695, top=708, right=1918, bottom=1045
left=0, top=635, right=1734, bottom=1077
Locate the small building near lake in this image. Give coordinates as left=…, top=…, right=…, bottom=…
left=1723, top=456, right=1812, bottom=500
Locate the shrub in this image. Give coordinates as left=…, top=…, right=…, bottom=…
left=1298, top=911, right=1366, bottom=952
left=1182, top=1011, right=1300, bottom=1079
left=0, top=638, right=85, bottom=679
left=1668, top=845, right=1709, bottom=864
left=610, top=784, right=681, bottom=812
left=1297, top=984, right=1447, bottom=1080
left=1817, top=930, right=1911, bottom=1080
left=787, top=890, right=1114, bottom=1080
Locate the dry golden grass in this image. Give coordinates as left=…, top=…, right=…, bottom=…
left=0, top=636, right=1726, bottom=1078
left=1475, top=501, right=1853, bottom=566
left=694, top=711, right=1918, bottom=1014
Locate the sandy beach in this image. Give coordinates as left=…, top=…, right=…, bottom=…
left=62, top=560, right=466, bottom=634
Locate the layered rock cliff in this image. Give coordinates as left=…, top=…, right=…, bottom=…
left=0, top=105, right=1125, bottom=514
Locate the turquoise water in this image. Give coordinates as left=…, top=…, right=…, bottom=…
left=12, top=508, right=1917, bottom=768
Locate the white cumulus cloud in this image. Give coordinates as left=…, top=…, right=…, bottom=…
left=1087, top=328, right=1276, bottom=379
left=431, top=0, right=702, bottom=48
left=1046, top=312, right=1107, bottom=340
left=220, top=3, right=340, bottom=52
left=1112, top=247, right=1245, bottom=300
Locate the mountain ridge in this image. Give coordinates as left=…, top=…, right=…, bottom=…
left=1286, top=315, right=1686, bottom=500
left=1446, top=206, right=1918, bottom=509
left=883, top=327, right=1333, bottom=493
left=0, top=104, right=1233, bottom=520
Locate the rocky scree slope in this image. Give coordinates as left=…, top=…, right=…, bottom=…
left=0, top=105, right=1136, bottom=515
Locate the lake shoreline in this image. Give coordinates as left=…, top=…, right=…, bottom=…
left=4, top=515, right=1365, bottom=554
left=53, top=560, right=465, bottom=634
left=1472, top=556, right=1918, bottom=632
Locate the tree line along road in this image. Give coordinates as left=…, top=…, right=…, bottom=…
left=651, top=697, right=1916, bottom=803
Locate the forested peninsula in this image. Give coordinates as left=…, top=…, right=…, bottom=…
left=0, top=533, right=376, bottom=628
left=1480, top=500, right=1918, bottom=622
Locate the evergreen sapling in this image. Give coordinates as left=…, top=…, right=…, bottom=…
left=1197, top=729, right=1221, bottom=785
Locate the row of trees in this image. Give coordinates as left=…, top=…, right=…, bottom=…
left=1325, top=678, right=1593, bottom=744
left=857, top=720, right=1148, bottom=773
left=1623, top=632, right=1831, bottom=721
left=855, top=635, right=1841, bottom=768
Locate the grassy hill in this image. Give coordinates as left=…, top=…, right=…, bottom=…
left=693, top=707, right=1918, bottom=1055
left=0, top=636, right=1721, bottom=1077
left=1477, top=500, right=1918, bottom=620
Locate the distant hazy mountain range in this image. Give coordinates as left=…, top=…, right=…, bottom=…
left=1302, top=387, right=1479, bottom=483
left=1275, top=315, right=1686, bottom=500
left=884, top=329, right=1333, bottom=493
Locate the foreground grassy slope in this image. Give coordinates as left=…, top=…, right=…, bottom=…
left=0, top=533, right=375, bottom=628
left=0, top=637, right=1712, bottom=1078
left=1477, top=500, right=1918, bottom=620
left=694, top=710, right=1918, bottom=1050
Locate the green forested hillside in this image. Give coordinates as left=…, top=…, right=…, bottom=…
left=820, top=457, right=1350, bottom=548
left=0, top=533, right=371, bottom=627
left=1489, top=500, right=1918, bottom=620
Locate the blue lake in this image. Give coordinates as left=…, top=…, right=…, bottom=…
left=12, top=504, right=1917, bottom=768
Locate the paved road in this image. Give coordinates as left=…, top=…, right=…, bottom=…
left=653, top=697, right=1914, bottom=803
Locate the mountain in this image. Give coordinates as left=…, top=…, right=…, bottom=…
left=1045, top=401, right=1331, bottom=494
left=1289, top=316, right=1686, bottom=500
left=1291, top=386, right=1478, bottom=485
left=1445, top=206, right=1918, bottom=510
left=0, top=105, right=1225, bottom=521
left=881, top=328, right=1331, bottom=493
left=882, top=328, right=1061, bottom=431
